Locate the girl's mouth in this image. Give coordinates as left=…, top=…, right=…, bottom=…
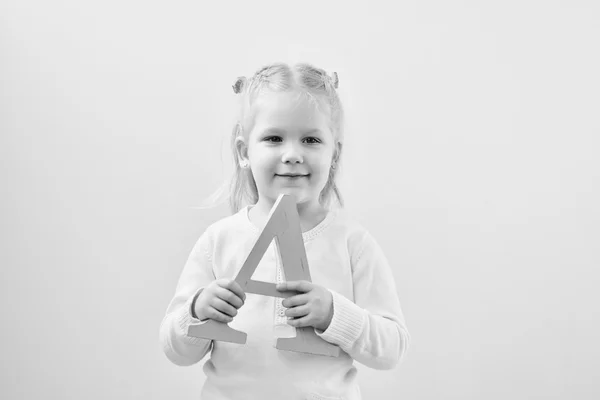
left=276, top=174, right=309, bottom=179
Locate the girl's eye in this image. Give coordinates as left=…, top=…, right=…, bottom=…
left=263, top=136, right=321, bottom=144
left=304, top=137, right=321, bottom=144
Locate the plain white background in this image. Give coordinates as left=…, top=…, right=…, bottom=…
left=2, top=1, right=599, bottom=399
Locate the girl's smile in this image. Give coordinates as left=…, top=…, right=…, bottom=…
left=275, top=174, right=310, bottom=189
left=275, top=173, right=309, bottom=179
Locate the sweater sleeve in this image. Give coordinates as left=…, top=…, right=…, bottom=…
left=159, top=230, right=215, bottom=366
left=316, top=230, right=410, bottom=370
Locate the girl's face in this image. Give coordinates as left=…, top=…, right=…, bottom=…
left=239, top=90, right=339, bottom=210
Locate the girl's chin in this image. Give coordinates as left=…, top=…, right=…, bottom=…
left=265, top=190, right=308, bottom=202
left=274, top=189, right=303, bottom=198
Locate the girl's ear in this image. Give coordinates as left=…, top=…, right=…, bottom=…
left=333, top=141, right=343, bottom=164
left=235, top=136, right=250, bottom=167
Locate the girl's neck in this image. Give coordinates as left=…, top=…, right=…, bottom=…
left=248, top=198, right=329, bottom=233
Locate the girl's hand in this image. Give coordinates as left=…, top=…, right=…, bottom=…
left=194, top=279, right=246, bottom=323
left=276, top=281, right=333, bottom=332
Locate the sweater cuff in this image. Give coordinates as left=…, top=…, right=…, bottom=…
left=315, top=290, right=366, bottom=349
left=178, top=288, right=211, bottom=345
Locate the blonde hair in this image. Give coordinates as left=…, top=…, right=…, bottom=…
left=204, top=62, right=345, bottom=215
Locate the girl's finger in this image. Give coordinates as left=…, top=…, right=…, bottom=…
left=210, top=297, right=238, bottom=318
left=222, top=280, right=247, bottom=303
left=287, top=315, right=312, bottom=328
left=207, top=308, right=234, bottom=323
left=216, top=287, right=244, bottom=309
left=282, top=293, right=310, bottom=308
left=285, top=305, right=310, bottom=319
left=276, top=280, right=312, bottom=293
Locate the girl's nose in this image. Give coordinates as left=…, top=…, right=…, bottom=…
left=281, top=144, right=303, bottom=164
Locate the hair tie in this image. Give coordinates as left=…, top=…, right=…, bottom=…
left=331, top=72, right=339, bottom=89
left=232, top=76, right=246, bottom=94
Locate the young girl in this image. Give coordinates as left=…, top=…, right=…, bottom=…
left=160, top=62, right=410, bottom=400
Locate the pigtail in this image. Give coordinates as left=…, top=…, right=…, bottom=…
left=331, top=72, right=339, bottom=89
left=232, top=76, right=246, bottom=94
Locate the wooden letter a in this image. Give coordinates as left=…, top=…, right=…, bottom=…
left=187, top=194, right=340, bottom=357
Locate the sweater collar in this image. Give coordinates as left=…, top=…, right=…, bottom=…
left=241, top=205, right=336, bottom=242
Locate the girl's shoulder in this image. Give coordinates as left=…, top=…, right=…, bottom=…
left=333, top=208, right=394, bottom=252
left=327, top=210, right=390, bottom=265
left=199, top=206, right=253, bottom=239
left=327, top=208, right=366, bottom=234
left=324, top=208, right=374, bottom=248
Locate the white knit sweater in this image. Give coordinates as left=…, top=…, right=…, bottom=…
left=160, top=206, right=410, bottom=400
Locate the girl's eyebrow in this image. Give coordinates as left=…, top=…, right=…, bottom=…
left=261, top=128, right=285, bottom=135
left=303, top=129, right=323, bottom=135
left=262, top=127, right=323, bottom=135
